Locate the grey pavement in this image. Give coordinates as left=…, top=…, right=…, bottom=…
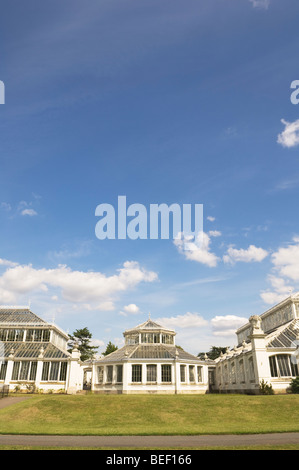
left=0, top=433, right=299, bottom=448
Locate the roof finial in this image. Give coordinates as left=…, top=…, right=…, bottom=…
left=148, top=311, right=151, bottom=320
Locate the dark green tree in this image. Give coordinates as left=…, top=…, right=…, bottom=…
left=102, top=341, right=118, bottom=356
left=197, top=346, right=228, bottom=360
left=290, top=376, right=299, bottom=394
left=68, top=327, right=98, bottom=362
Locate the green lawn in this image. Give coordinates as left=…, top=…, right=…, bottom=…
left=0, top=394, right=299, bottom=436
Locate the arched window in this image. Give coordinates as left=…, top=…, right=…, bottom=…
left=269, top=354, right=298, bottom=378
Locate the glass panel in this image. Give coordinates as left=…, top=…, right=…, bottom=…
left=59, top=362, right=67, bottom=381
left=291, top=359, right=299, bottom=377
left=0, top=361, right=7, bottom=380
left=132, top=364, right=142, bottom=382
left=7, top=329, right=15, bottom=341
left=269, top=356, right=278, bottom=377
left=42, top=362, right=50, bottom=381
left=106, top=365, right=113, bottom=382
left=189, top=365, right=195, bottom=382
left=126, top=334, right=139, bottom=345
left=19, top=361, right=30, bottom=380
left=26, top=330, right=35, bottom=342
left=15, top=329, right=24, bottom=341
left=11, top=362, right=20, bottom=380
left=29, top=362, right=37, bottom=381
left=49, top=362, right=59, bottom=381
left=161, top=364, right=172, bottom=382
left=197, top=366, right=202, bottom=382
left=146, top=364, right=157, bottom=382
left=34, top=330, right=42, bottom=342
left=0, top=329, right=7, bottom=341
left=180, top=365, right=186, bottom=382
left=98, top=366, right=104, bottom=383
left=277, top=355, right=291, bottom=377
left=116, top=365, right=123, bottom=383
left=161, top=334, right=174, bottom=345
left=42, top=330, right=50, bottom=342
left=141, top=333, right=154, bottom=343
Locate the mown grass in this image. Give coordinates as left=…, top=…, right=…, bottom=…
left=0, top=394, right=299, bottom=436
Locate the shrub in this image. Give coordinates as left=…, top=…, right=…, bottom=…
left=259, top=379, right=274, bottom=395
left=290, top=376, right=299, bottom=394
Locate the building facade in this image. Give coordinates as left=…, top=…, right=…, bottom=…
left=88, top=318, right=213, bottom=394
left=214, top=294, right=299, bottom=394
left=1, top=294, right=299, bottom=395
left=0, top=306, right=82, bottom=394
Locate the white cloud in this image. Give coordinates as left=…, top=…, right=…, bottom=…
left=207, top=216, right=215, bottom=222
left=156, top=312, right=208, bottom=330
left=119, top=303, right=140, bottom=316
left=174, top=232, right=219, bottom=267
left=0, top=260, right=158, bottom=310
left=223, top=245, right=268, bottom=264
left=249, top=0, right=270, bottom=9
left=0, top=258, right=18, bottom=268
left=208, top=230, right=221, bottom=237
left=277, top=119, right=299, bottom=148
left=124, top=303, right=140, bottom=314
left=21, top=208, right=38, bottom=216
left=259, top=238, right=299, bottom=305
left=267, top=238, right=299, bottom=282
left=211, top=315, right=248, bottom=337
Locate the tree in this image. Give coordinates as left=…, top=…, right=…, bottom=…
left=290, top=376, right=299, bottom=394
left=68, top=327, right=98, bottom=362
left=102, top=341, right=118, bottom=356
left=197, top=346, right=228, bottom=360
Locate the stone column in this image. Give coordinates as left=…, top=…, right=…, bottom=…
left=35, top=346, right=44, bottom=389
left=4, top=348, right=15, bottom=389
left=66, top=342, right=82, bottom=394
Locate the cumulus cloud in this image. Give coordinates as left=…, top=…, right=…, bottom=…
left=119, top=303, right=140, bottom=316
left=156, top=312, right=208, bottom=330
left=259, top=238, right=299, bottom=305
left=277, top=119, right=299, bottom=148
left=21, top=208, right=38, bottom=216
left=174, top=232, right=219, bottom=267
left=211, top=315, right=248, bottom=337
left=0, top=260, right=158, bottom=310
left=223, top=245, right=268, bottom=264
left=271, top=238, right=299, bottom=281
left=249, top=0, right=270, bottom=9
left=0, top=258, right=18, bottom=267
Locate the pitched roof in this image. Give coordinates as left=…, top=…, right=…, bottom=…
left=0, top=307, right=47, bottom=326
left=2, top=342, right=70, bottom=359
left=97, top=344, right=206, bottom=363
left=124, top=318, right=175, bottom=335
left=266, top=319, right=299, bottom=348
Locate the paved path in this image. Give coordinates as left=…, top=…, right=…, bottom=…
left=0, top=433, right=299, bottom=448
left=0, top=396, right=31, bottom=409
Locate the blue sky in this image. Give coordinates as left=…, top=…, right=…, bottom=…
left=1, top=0, right=299, bottom=354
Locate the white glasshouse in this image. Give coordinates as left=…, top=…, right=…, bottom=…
left=0, top=293, right=299, bottom=395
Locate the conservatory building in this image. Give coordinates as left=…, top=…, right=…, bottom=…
left=214, top=293, right=299, bottom=394
left=88, top=318, right=214, bottom=394
left=0, top=306, right=82, bottom=393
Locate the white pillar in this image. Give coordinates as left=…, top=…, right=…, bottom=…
left=4, top=350, right=15, bottom=388
left=66, top=344, right=82, bottom=394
